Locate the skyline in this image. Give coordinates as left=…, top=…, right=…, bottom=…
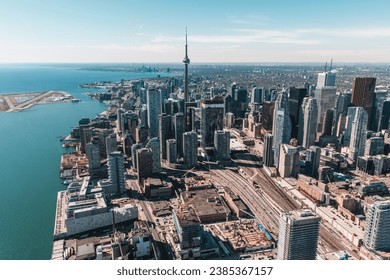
left=1, top=0, right=390, bottom=63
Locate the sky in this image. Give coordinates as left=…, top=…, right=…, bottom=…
left=1, top=0, right=390, bottom=63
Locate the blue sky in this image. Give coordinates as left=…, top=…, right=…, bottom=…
left=1, top=0, right=390, bottom=63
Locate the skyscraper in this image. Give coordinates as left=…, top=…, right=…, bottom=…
left=183, top=131, right=198, bottom=168
left=349, top=107, right=368, bottom=162
left=305, top=146, right=321, bottom=179
left=136, top=148, right=153, bottom=183
left=299, top=97, right=318, bottom=148
left=332, top=92, right=351, bottom=137
left=288, top=87, right=307, bottom=139
left=365, top=137, right=384, bottom=156
left=107, top=151, right=126, bottom=194
left=200, top=98, right=224, bottom=148
left=277, top=210, right=321, bottom=260
left=379, top=100, right=390, bottom=131
left=214, top=130, right=230, bottom=161
left=263, top=134, right=274, bottom=167
left=351, top=77, right=376, bottom=130
left=272, top=92, right=291, bottom=167
left=131, top=143, right=142, bottom=171
left=317, top=71, right=336, bottom=87
left=251, top=86, right=263, bottom=104
left=261, top=101, right=275, bottom=131
left=314, top=86, right=337, bottom=134
left=147, top=88, right=162, bottom=138
left=159, top=113, right=172, bottom=160
left=105, top=133, right=117, bottom=157
left=278, top=144, right=299, bottom=178
left=364, top=200, right=390, bottom=252
left=167, top=139, right=177, bottom=164
left=86, top=137, right=100, bottom=176
left=146, top=137, right=161, bottom=173
left=372, top=90, right=388, bottom=132
left=173, top=113, right=185, bottom=158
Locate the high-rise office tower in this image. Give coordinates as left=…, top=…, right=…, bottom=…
left=139, top=104, right=148, bottom=127
left=116, top=109, right=125, bottom=135
left=299, top=97, right=318, bottom=148
left=351, top=77, right=376, bottom=130
left=214, top=130, right=230, bottom=161
left=147, top=88, right=162, bottom=138
left=288, top=87, right=307, bottom=139
left=263, top=134, right=274, bottom=167
left=173, top=113, right=185, bottom=158
left=344, top=107, right=359, bottom=147
left=183, top=131, right=198, bottom=168
left=372, top=90, right=388, bottom=132
left=314, top=86, right=337, bottom=134
left=261, top=101, right=275, bottom=131
left=86, top=137, right=100, bottom=175
left=136, top=148, right=153, bottom=183
left=379, top=100, right=390, bottom=131
left=167, top=139, right=177, bottom=164
left=107, top=151, right=126, bottom=194
left=159, top=113, right=172, bottom=160
left=146, top=137, right=161, bottom=173
left=305, top=146, right=321, bottom=179
left=317, top=71, right=336, bottom=87
left=277, top=209, right=321, bottom=260
left=131, top=143, right=142, bottom=171
left=273, top=92, right=291, bottom=168
left=233, top=88, right=248, bottom=118
left=251, top=86, right=264, bottom=104
left=201, top=98, right=224, bottom=148
left=332, top=92, right=351, bottom=136
left=278, top=144, right=299, bottom=178
left=364, top=200, right=390, bottom=252
left=349, top=107, right=368, bottom=162
left=365, top=137, right=384, bottom=156
left=106, top=133, right=118, bottom=156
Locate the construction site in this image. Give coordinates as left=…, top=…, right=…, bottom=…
left=205, top=220, right=275, bottom=254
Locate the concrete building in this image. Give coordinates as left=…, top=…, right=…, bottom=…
left=214, top=130, right=230, bottom=161
left=173, top=207, right=202, bottom=259
left=105, top=133, right=118, bottom=156
left=173, top=113, right=185, bottom=158
left=146, top=138, right=161, bottom=173
left=201, top=98, right=224, bottom=147
left=332, top=92, right=351, bottom=137
left=317, top=70, right=336, bottom=87
left=263, top=134, right=274, bottom=167
left=167, top=139, right=177, bottom=164
left=86, top=137, right=100, bottom=176
left=131, top=143, right=142, bottom=171
left=136, top=148, right=153, bottom=183
left=351, top=77, right=376, bottom=130
left=278, top=144, right=299, bottom=178
left=261, top=101, right=274, bottom=131
left=364, top=200, right=390, bottom=252
left=299, top=97, right=318, bottom=148
left=183, top=131, right=198, bottom=168
left=147, top=88, right=162, bottom=138
left=277, top=209, right=320, bottom=260
left=159, top=113, right=172, bottom=160
left=305, top=146, right=321, bottom=179
left=288, top=87, right=307, bottom=140
left=107, top=151, right=126, bottom=194
left=349, top=107, right=368, bottom=162
left=314, top=86, right=337, bottom=134
left=251, top=86, right=263, bottom=104
left=273, top=92, right=291, bottom=168
left=365, top=137, right=384, bottom=156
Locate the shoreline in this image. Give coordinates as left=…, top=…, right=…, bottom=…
left=0, top=91, right=78, bottom=112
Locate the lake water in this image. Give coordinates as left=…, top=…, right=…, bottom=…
left=0, top=64, right=167, bottom=259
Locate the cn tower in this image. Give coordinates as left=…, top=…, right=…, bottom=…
left=183, top=28, right=190, bottom=102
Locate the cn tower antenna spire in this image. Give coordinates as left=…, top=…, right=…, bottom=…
left=183, top=27, right=190, bottom=103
